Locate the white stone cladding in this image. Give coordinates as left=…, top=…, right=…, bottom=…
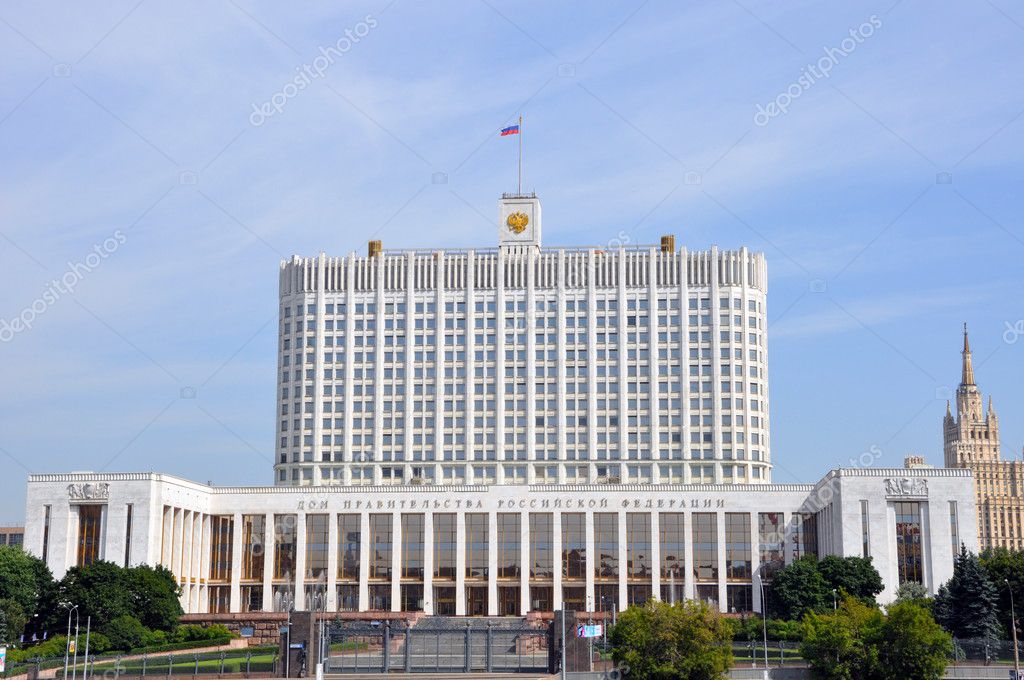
left=24, top=468, right=977, bottom=615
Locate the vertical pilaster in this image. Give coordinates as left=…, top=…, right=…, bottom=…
left=229, top=512, right=243, bottom=612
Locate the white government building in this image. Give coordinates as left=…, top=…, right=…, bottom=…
left=23, top=193, right=977, bottom=617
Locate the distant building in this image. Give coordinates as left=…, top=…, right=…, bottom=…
left=0, top=525, right=25, bottom=547
left=904, top=455, right=933, bottom=469
left=943, top=324, right=1024, bottom=550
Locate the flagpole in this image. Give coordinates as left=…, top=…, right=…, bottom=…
left=518, top=114, right=523, bottom=195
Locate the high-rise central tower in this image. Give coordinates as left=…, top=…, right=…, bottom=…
left=274, top=194, right=771, bottom=487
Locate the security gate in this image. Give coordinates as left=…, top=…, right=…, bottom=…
left=325, top=620, right=551, bottom=674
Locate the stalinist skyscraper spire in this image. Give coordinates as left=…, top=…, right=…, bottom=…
left=943, top=323, right=1020, bottom=550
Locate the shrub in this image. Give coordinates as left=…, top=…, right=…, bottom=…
left=105, top=615, right=147, bottom=651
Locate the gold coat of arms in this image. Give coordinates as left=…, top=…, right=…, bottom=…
left=506, top=211, right=529, bottom=234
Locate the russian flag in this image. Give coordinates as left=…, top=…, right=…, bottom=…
left=500, top=124, right=520, bottom=136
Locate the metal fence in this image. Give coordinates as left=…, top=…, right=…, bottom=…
left=325, top=620, right=550, bottom=674
left=1, top=649, right=278, bottom=679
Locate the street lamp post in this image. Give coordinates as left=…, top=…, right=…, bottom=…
left=832, top=589, right=837, bottom=611
left=1006, top=579, right=1020, bottom=677
left=60, top=602, right=78, bottom=680
left=754, top=566, right=769, bottom=680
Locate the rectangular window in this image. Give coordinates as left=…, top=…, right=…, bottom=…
left=401, top=583, right=424, bottom=611
left=273, top=514, right=297, bottom=580
left=860, top=501, right=871, bottom=558
left=895, top=502, right=923, bottom=584
left=594, top=513, right=618, bottom=580
left=659, top=513, right=684, bottom=602
left=562, top=513, right=586, bottom=581
left=305, top=514, right=329, bottom=581
left=725, top=513, right=751, bottom=580
left=626, top=513, right=651, bottom=579
left=209, top=515, right=233, bottom=583
left=401, top=514, right=424, bottom=580
left=949, top=501, right=959, bottom=561
left=727, top=584, right=752, bottom=613
left=369, top=514, right=392, bottom=581
left=529, top=513, right=553, bottom=579
left=337, top=514, right=360, bottom=581
left=208, top=586, right=230, bottom=614
left=433, top=514, right=456, bottom=580
left=124, top=504, right=133, bottom=567
left=758, top=512, right=784, bottom=579
left=42, top=505, right=51, bottom=565
left=242, top=515, right=266, bottom=582
left=692, top=512, right=717, bottom=582
left=465, top=513, right=488, bottom=580
left=77, top=505, right=103, bottom=567
left=792, top=513, right=818, bottom=558
left=497, top=513, right=520, bottom=580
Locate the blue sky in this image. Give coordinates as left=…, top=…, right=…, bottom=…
left=1, top=1, right=1023, bottom=521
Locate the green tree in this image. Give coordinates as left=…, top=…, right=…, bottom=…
left=933, top=545, right=1001, bottom=641
left=801, top=597, right=882, bottom=680
left=818, top=555, right=884, bottom=603
left=609, top=599, right=733, bottom=680
left=894, top=581, right=929, bottom=604
left=979, top=547, right=1024, bottom=638
left=58, top=561, right=182, bottom=633
left=874, top=601, right=951, bottom=680
left=768, top=556, right=831, bottom=620
left=0, top=598, right=28, bottom=644
left=128, top=565, right=182, bottom=631
left=0, top=544, right=56, bottom=636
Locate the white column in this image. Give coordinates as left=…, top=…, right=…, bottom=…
left=519, top=511, right=529, bottom=615
left=650, top=511, right=661, bottom=601
left=326, top=513, right=338, bottom=611
left=683, top=512, right=694, bottom=600
left=423, top=512, right=434, bottom=615
left=391, top=512, right=402, bottom=612
left=487, top=512, right=498, bottom=615
left=230, top=512, right=243, bottom=612
left=716, top=511, right=727, bottom=613
left=294, top=513, right=307, bottom=610
left=617, top=511, right=627, bottom=611
left=751, top=512, right=763, bottom=613
left=261, top=514, right=274, bottom=611
left=358, top=513, right=369, bottom=611
left=455, top=512, right=467, bottom=615
left=553, top=511, right=563, bottom=611
left=585, top=511, right=595, bottom=612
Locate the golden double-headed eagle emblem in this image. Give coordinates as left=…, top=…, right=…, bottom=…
left=506, top=211, right=529, bottom=234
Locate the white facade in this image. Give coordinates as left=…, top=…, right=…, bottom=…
left=275, top=194, right=772, bottom=488
left=24, top=468, right=976, bottom=616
